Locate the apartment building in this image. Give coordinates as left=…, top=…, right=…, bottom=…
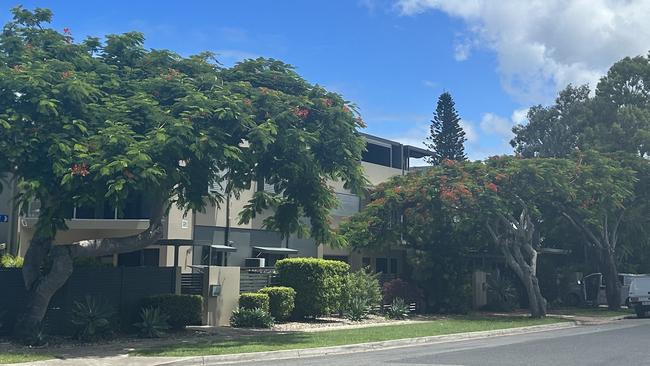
left=5, top=133, right=431, bottom=276
left=161, top=133, right=431, bottom=276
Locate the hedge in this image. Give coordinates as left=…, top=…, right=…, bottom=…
left=239, top=292, right=270, bottom=313
left=276, top=258, right=349, bottom=318
left=140, top=294, right=202, bottom=330
left=259, top=286, right=295, bottom=321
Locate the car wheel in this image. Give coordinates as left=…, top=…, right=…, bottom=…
left=635, top=305, right=646, bottom=318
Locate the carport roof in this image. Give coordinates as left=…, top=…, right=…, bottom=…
left=252, top=246, right=299, bottom=255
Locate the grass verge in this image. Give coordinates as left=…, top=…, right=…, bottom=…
left=549, top=307, right=633, bottom=318
left=0, top=353, right=53, bottom=364
left=134, top=315, right=565, bottom=357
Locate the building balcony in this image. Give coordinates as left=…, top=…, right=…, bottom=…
left=20, top=217, right=150, bottom=245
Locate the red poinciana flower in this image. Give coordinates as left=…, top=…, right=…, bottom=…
left=442, top=159, right=456, bottom=167
left=321, top=98, right=333, bottom=107
left=123, top=169, right=136, bottom=180
left=485, top=182, right=498, bottom=193
left=62, top=71, right=72, bottom=79
left=71, top=163, right=89, bottom=177
left=342, top=105, right=351, bottom=114
left=63, top=27, right=71, bottom=35
left=292, top=107, right=310, bottom=119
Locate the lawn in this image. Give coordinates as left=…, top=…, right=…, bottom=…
left=549, top=307, right=634, bottom=318
left=135, top=315, right=565, bottom=357
left=0, top=352, right=53, bottom=364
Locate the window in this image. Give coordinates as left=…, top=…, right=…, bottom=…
left=118, top=249, right=159, bottom=267
left=390, top=258, right=398, bottom=274
left=362, top=142, right=391, bottom=167
left=375, top=258, right=388, bottom=274
left=200, top=246, right=225, bottom=266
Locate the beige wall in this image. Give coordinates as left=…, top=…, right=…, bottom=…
left=194, top=185, right=257, bottom=229
left=360, top=161, right=403, bottom=186
left=203, top=266, right=240, bottom=326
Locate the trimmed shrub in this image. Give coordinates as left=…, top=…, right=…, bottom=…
left=230, top=308, right=274, bottom=328
left=276, top=258, right=350, bottom=318
left=0, top=254, right=23, bottom=268
left=239, top=292, right=270, bottom=313
left=259, top=286, right=295, bottom=321
left=340, top=270, right=382, bottom=320
left=140, top=294, right=202, bottom=330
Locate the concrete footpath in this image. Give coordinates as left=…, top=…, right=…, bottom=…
left=21, top=321, right=584, bottom=366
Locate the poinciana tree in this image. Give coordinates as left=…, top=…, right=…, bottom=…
left=0, top=7, right=366, bottom=336
left=341, top=157, right=598, bottom=318
left=559, top=151, right=638, bottom=310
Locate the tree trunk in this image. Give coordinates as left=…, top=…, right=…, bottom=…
left=17, top=247, right=73, bottom=337
left=601, top=249, right=621, bottom=310
left=562, top=211, right=623, bottom=311
left=504, top=252, right=547, bottom=318
left=487, top=205, right=546, bottom=318
left=16, top=198, right=167, bottom=337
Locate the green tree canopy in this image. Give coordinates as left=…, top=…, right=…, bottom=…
left=425, top=92, right=466, bottom=164
left=0, top=7, right=367, bottom=334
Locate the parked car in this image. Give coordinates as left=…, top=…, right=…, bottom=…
left=628, top=277, right=650, bottom=318
left=563, top=273, right=650, bottom=307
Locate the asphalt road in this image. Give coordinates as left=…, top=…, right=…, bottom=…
left=236, top=318, right=650, bottom=366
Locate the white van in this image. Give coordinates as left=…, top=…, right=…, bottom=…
left=628, top=277, right=650, bottom=318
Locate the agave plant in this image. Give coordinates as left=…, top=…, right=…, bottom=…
left=134, top=307, right=170, bottom=338
left=70, top=295, right=115, bottom=341
left=386, top=297, right=409, bottom=320
left=486, top=271, right=519, bottom=312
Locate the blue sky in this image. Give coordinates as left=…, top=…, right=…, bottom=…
left=4, top=1, right=649, bottom=160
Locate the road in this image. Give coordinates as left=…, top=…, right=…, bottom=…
left=236, top=318, right=650, bottom=366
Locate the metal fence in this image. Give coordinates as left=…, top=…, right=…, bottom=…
left=0, top=266, right=177, bottom=335
left=181, top=273, right=204, bottom=295
left=240, top=267, right=277, bottom=293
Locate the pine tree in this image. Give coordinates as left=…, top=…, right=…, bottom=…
left=425, top=92, right=467, bottom=164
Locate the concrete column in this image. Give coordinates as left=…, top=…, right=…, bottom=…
left=203, top=266, right=240, bottom=326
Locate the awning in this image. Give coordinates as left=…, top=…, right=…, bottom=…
left=210, top=245, right=237, bottom=253
left=155, top=239, right=195, bottom=246
left=252, top=246, right=298, bottom=255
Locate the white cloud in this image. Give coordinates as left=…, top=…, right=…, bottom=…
left=397, top=0, right=650, bottom=103
left=511, top=108, right=528, bottom=125
left=480, top=112, right=513, bottom=139
left=459, top=119, right=478, bottom=143
left=422, top=79, right=438, bottom=88
left=479, top=108, right=528, bottom=141
left=453, top=41, right=471, bottom=61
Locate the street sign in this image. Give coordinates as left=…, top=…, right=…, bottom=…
left=0, top=215, right=9, bottom=223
